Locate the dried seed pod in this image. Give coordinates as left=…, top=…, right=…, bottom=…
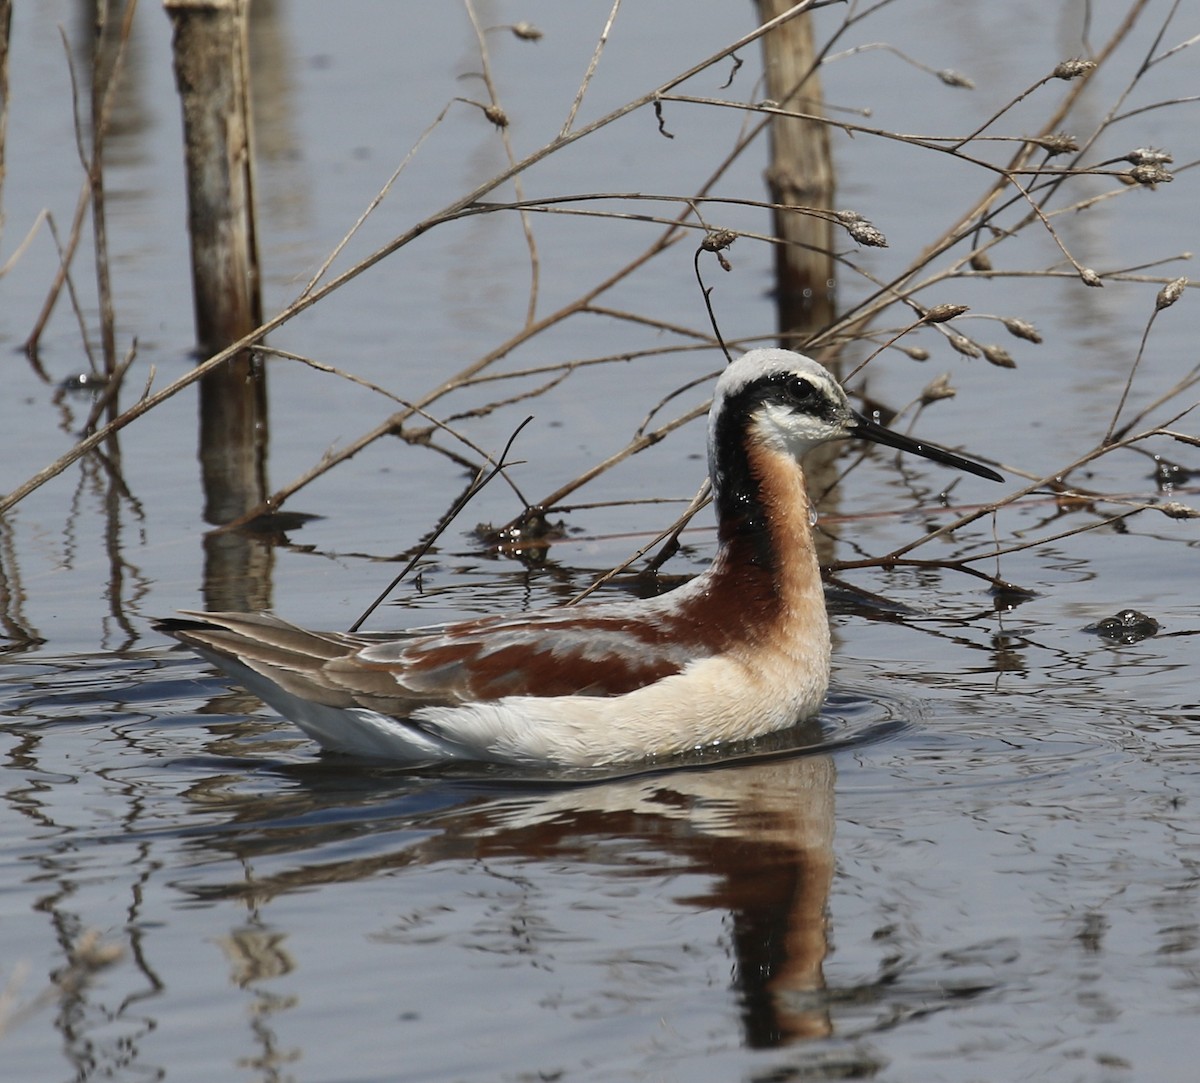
left=922, top=303, right=969, bottom=323
left=969, top=251, right=993, bottom=271
left=702, top=229, right=737, bottom=271
left=1053, top=58, right=1096, bottom=80
left=847, top=220, right=887, bottom=247
left=1035, top=132, right=1079, bottom=156
left=920, top=373, right=957, bottom=403
left=1002, top=317, right=1043, bottom=343
left=981, top=344, right=1016, bottom=369
left=1126, top=147, right=1173, bottom=165
left=483, top=104, right=509, bottom=128
left=1159, top=501, right=1200, bottom=520
left=1128, top=163, right=1173, bottom=187
left=1155, top=277, right=1188, bottom=310
left=511, top=22, right=543, bottom=41
left=702, top=229, right=738, bottom=253
left=902, top=345, right=931, bottom=361
left=1079, top=267, right=1103, bottom=288
left=836, top=210, right=888, bottom=247
left=937, top=68, right=975, bottom=89
left=949, top=334, right=981, bottom=358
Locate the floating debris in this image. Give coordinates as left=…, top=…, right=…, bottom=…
left=58, top=372, right=109, bottom=394
left=1153, top=456, right=1192, bottom=491
left=477, top=506, right=567, bottom=561
left=1085, top=609, right=1161, bottom=644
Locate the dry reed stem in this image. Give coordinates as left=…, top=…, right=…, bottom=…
left=560, top=0, right=622, bottom=137
left=463, top=0, right=540, bottom=327
left=1104, top=283, right=1188, bottom=444
left=1, top=0, right=822, bottom=515
left=568, top=479, right=713, bottom=605
left=348, top=417, right=533, bottom=632
left=26, top=1, right=137, bottom=360
left=0, top=931, right=122, bottom=1040
left=0, top=209, right=46, bottom=278
left=44, top=212, right=98, bottom=375
left=251, top=347, right=530, bottom=504
left=7, top=0, right=1196, bottom=604
left=88, top=1, right=139, bottom=372
left=0, top=0, right=9, bottom=241
left=82, top=339, right=138, bottom=434
left=877, top=409, right=1199, bottom=569
left=812, top=0, right=1155, bottom=351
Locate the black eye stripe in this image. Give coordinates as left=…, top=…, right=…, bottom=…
left=716, top=368, right=843, bottom=437
left=750, top=371, right=832, bottom=417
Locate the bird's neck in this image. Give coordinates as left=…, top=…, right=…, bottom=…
left=702, top=439, right=828, bottom=650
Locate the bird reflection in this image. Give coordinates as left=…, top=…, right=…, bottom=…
left=184, top=743, right=837, bottom=1048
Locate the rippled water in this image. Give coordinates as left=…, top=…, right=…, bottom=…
left=2, top=2, right=1199, bottom=1081
left=3, top=609, right=1197, bottom=1080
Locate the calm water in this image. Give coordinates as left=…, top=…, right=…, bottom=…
left=2, top=2, right=1199, bottom=1080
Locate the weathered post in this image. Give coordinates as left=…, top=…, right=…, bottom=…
left=0, top=0, right=10, bottom=233
left=166, top=0, right=270, bottom=608
left=755, top=1, right=836, bottom=340
left=754, top=5, right=841, bottom=583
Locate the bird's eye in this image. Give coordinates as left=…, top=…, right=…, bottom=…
left=784, top=376, right=816, bottom=405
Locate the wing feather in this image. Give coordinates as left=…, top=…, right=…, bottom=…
left=160, top=603, right=713, bottom=719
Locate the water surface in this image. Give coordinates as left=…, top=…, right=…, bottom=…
left=2, top=2, right=1198, bottom=1080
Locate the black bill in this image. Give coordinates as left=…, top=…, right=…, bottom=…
left=851, top=410, right=1003, bottom=483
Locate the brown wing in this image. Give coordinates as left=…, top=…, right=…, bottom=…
left=160, top=605, right=708, bottom=718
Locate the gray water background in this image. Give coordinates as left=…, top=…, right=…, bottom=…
left=1, top=2, right=1198, bottom=1080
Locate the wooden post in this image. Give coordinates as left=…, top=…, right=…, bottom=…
left=166, top=0, right=270, bottom=608
left=755, top=1, right=836, bottom=341
left=166, top=0, right=263, bottom=356
left=0, top=0, right=12, bottom=239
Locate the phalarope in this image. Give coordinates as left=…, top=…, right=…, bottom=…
left=160, top=349, right=1001, bottom=767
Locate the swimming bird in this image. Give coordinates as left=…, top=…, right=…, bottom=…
left=159, top=349, right=1001, bottom=767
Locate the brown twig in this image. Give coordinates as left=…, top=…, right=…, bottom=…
left=560, top=0, right=621, bottom=137
left=463, top=0, right=541, bottom=327
left=1104, top=277, right=1189, bottom=444
left=567, top=480, right=711, bottom=605
left=2, top=1, right=823, bottom=516
left=26, top=2, right=137, bottom=361
left=348, top=416, right=534, bottom=632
